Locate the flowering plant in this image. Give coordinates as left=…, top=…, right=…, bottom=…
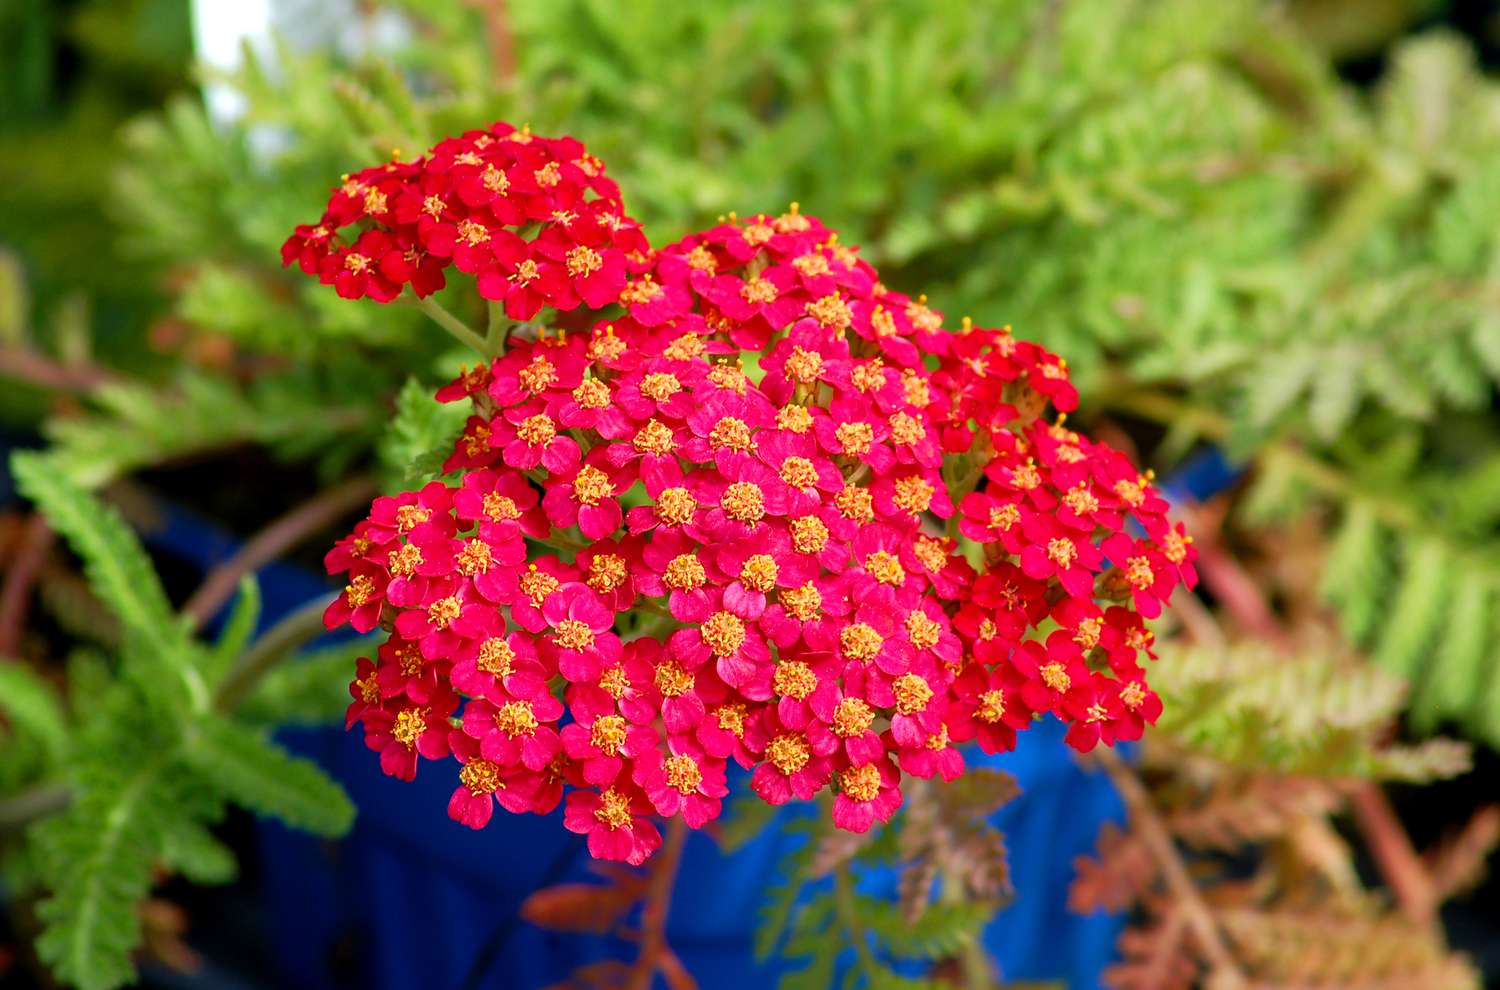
left=289, top=121, right=1196, bottom=865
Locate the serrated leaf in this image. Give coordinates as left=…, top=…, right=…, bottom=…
left=0, top=661, right=69, bottom=761
left=184, top=719, right=354, bottom=836
left=11, top=452, right=183, bottom=658
left=33, top=757, right=168, bottom=990
left=1373, top=538, right=1451, bottom=681
left=378, top=376, right=468, bottom=488
left=160, top=819, right=238, bottom=886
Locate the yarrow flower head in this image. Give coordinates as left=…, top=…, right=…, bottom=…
left=302, top=121, right=1196, bottom=862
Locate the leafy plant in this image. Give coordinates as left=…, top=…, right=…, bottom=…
left=1, top=452, right=362, bottom=990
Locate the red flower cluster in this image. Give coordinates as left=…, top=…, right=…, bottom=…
left=294, top=123, right=1196, bottom=864
left=282, top=121, right=644, bottom=311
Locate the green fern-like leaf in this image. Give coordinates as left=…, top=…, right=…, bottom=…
left=183, top=719, right=354, bottom=836
left=0, top=661, right=69, bottom=761
left=32, top=755, right=170, bottom=990
left=378, top=375, right=468, bottom=488
left=10, top=451, right=190, bottom=668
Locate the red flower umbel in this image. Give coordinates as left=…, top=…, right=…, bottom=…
left=307, top=121, right=1193, bottom=862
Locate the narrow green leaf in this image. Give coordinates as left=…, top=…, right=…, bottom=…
left=0, top=661, right=69, bottom=760
left=184, top=718, right=354, bottom=836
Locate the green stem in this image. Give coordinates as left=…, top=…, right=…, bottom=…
left=418, top=297, right=490, bottom=355
left=486, top=300, right=512, bottom=357
left=833, top=859, right=880, bottom=974
left=213, top=594, right=338, bottom=712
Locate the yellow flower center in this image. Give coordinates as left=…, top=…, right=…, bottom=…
left=483, top=493, right=519, bottom=522
left=701, top=611, right=747, bottom=657
left=892, top=476, right=934, bottom=516
left=905, top=610, right=941, bottom=650
left=792, top=252, right=829, bottom=277
left=1047, top=538, right=1077, bottom=569
left=655, top=488, right=698, bottom=527
left=566, top=245, right=603, bottom=277
left=460, top=758, right=501, bottom=795
left=777, top=406, right=814, bottom=433
left=494, top=701, right=538, bottom=737
left=516, top=413, right=557, bottom=446
left=780, top=582, right=823, bottom=621
left=806, top=293, right=852, bottom=329
left=832, top=697, right=874, bottom=738
left=721, top=482, right=765, bottom=523
left=640, top=372, right=683, bottom=402
left=573, top=378, right=610, bottom=409
left=789, top=516, right=829, bottom=554
left=835, top=421, right=874, bottom=456
left=395, top=505, right=431, bottom=533
left=520, top=566, right=559, bottom=606
left=773, top=660, right=818, bottom=700
left=779, top=456, right=818, bottom=489
left=392, top=708, right=427, bottom=748
left=457, top=539, right=492, bottom=576
left=850, top=360, right=886, bottom=393
left=840, top=763, right=882, bottom=802
left=864, top=551, right=905, bottom=586
left=587, top=553, right=628, bottom=594
left=517, top=357, right=557, bottom=393
left=784, top=347, right=823, bottom=383
left=594, top=788, right=632, bottom=829
left=840, top=623, right=882, bottom=663
left=458, top=219, right=490, bottom=246
left=739, top=554, right=779, bottom=593
left=633, top=419, right=676, bottom=455
left=590, top=714, right=627, bottom=755
left=621, top=275, right=664, bottom=305
left=598, top=664, right=629, bottom=700
left=976, top=689, right=1006, bottom=723
left=765, top=733, right=811, bottom=775
left=1120, top=681, right=1146, bottom=711
left=475, top=638, right=514, bottom=676
left=1074, top=618, right=1103, bottom=650
left=892, top=673, right=933, bottom=715
left=663, top=553, right=707, bottom=591
left=912, top=536, right=948, bottom=572
left=554, top=619, right=596, bottom=651
left=343, top=576, right=375, bottom=606
left=1041, top=663, right=1072, bottom=693
left=709, top=417, right=756, bottom=452
left=686, top=245, right=717, bottom=271
left=835, top=486, right=874, bottom=523
left=888, top=412, right=925, bottom=446
left=742, top=222, right=774, bottom=246
left=654, top=660, right=694, bottom=698
left=1063, top=485, right=1099, bottom=516
left=664, top=333, right=705, bottom=361
left=664, top=754, right=702, bottom=795
left=741, top=276, right=779, bottom=304
left=989, top=504, right=1020, bottom=532
left=572, top=466, right=613, bottom=506
left=714, top=703, right=747, bottom=737
left=388, top=544, right=424, bottom=577
left=427, top=595, right=461, bottom=628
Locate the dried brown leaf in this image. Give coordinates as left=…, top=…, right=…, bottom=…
left=1070, top=822, right=1156, bottom=914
